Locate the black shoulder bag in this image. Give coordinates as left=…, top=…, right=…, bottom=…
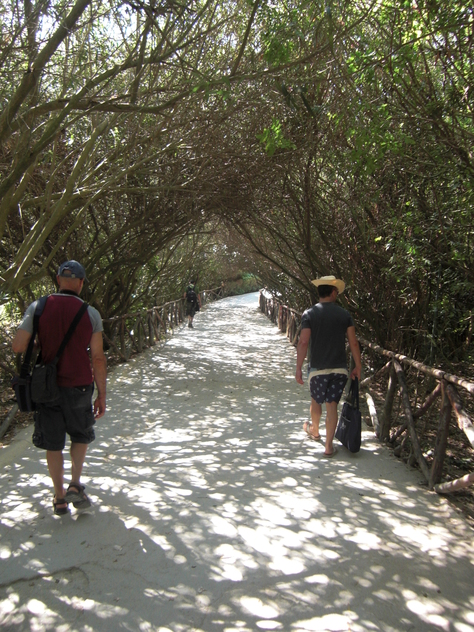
left=11, top=296, right=49, bottom=412
left=30, top=301, right=89, bottom=404
left=335, top=377, right=362, bottom=453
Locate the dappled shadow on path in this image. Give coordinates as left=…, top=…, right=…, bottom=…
left=1, top=294, right=474, bottom=631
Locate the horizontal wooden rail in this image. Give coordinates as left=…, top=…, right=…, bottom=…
left=359, top=338, right=474, bottom=396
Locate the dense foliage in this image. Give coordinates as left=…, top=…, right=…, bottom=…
left=1, top=0, right=473, bottom=373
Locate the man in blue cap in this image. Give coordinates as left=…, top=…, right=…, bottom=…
left=12, top=260, right=107, bottom=515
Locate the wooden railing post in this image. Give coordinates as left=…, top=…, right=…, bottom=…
left=155, top=308, right=164, bottom=337
left=393, top=359, right=431, bottom=483
left=103, top=331, right=127, bottom=362
left=162, top=307, right=167, bottom=334
left=380, top=361, right=398, bottom=441
left=148, top=311, right=154, bottom=346
left=136, top=315, right=143, bottom=353
left=120, top=317, right=126, bottom=359
left=429, top=381, right=452, bottom=489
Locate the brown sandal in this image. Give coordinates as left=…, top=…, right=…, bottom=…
left=53, top=497, right=69, bottom=515
left=65, top=483, right=91, bottom=509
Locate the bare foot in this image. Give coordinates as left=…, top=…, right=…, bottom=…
left=303, top=422, right=321, bottom=441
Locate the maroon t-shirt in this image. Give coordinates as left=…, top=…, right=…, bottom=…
left=38, top=294, right=94, bottom=387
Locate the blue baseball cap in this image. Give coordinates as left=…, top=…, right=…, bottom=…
left=58, top=260, right=87, bottom=280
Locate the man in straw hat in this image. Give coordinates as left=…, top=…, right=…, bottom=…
left=295, top=275, right=361, bottom=457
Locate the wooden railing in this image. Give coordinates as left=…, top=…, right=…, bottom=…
left=99, top=287, right=212, bottom=361
left=100, top=286, right=223, bottom=363
left=359, top=339, right=474, bottom=493
left=259, top=292, right=302, bottom=346
left=259, top=291, right=474, bottom=495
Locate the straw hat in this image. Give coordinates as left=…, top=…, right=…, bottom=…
left=311, top=275, right=345, bottom=294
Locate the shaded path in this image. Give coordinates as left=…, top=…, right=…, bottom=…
left=1, top=293, right=473, bottom=631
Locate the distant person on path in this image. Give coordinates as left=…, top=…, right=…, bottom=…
left=12, top=260, right=107, bottom=514
left=184, top=281, right=201, bottom=328
left=295, top=275, right=361, bottom=457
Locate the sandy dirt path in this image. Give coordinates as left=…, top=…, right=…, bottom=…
left=1, top=293, right=473, bottom=632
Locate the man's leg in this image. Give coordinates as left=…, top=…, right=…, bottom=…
left=309, top=398, right=322, bottom=436
left=188, top=305, right=195, bottom=327
left=324, top=401, right=339, bottom=455
left=46, top=450, right=67, bottom=509
left=65, top=442, right=92, bottom=508
left=70, top=442, right=88, bottom=485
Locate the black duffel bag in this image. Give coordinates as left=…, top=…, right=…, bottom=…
left=11, top=374, right=35, bottom=412
left=11, top=296, right=48, bottom=412
left=335, top=377, right=362, bottom=453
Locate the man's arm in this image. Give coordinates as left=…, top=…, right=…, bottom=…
left=295, top=328, right=311, bottom=384
left=347, top=326, right=362, bottom=380
left=12, top=329, right=32, bottom=354
left=12, top=302, right=36, bottom=353
left=90, top=332, right=107, bottom=419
